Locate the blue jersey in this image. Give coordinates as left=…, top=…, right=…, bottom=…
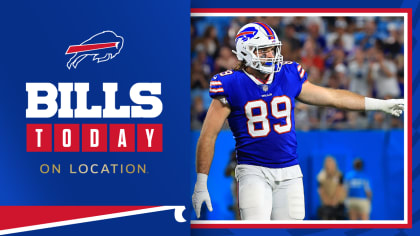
left=344, top=170, right=371, bottom=198
left=209, top=62, right=307, bottom=168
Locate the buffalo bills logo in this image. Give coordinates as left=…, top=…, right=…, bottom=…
left=66, top=30, right=124, bottom=69
left=235, top=27, right=258, bottom=43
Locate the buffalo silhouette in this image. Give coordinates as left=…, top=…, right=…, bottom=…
left=66, top=30, right=124, bottom=69
left=235, top=26, right=258, bottom=43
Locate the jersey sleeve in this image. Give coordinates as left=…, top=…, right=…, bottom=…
left=209, top=74, right=226, bottom=98
left=285, top=61, right=308, bottom=98
left=209, top=71, right=233, bottom=104
left=294, top=62, right=308, bottom=84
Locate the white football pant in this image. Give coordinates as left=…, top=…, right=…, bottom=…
left=235, top=164, right=305, bottom=220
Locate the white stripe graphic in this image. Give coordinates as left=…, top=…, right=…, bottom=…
left=300, top=69, right=305, bottom=78
left=210, top=88, right=224, bottom=93
left=210, top=81, right=222, bottom=86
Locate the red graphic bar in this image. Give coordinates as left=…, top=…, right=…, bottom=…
left=66, top=42, right=118, bottom=54
left=0, top=206, right=156, bottom=230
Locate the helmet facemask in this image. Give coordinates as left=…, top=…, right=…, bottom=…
left=245, top=42, right=283, bottom=74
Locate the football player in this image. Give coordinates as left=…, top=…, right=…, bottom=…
left=192, top=22, right=404, bottom=220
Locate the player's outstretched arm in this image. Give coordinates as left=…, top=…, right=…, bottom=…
left=192, top=98, right=231, bottom=219
left=297, top=81, right=404, bottom=117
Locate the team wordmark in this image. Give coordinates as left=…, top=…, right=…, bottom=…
left=26, top=82, right=162, bottom=118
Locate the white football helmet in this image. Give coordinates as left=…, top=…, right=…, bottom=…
left=233, top=22, right=283, bottom=74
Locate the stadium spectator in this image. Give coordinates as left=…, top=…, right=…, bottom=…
left=344, top=158, right=372, bottom=220
left=191, top=59, right=209, bottom=90
left=198, top=25, right=220, bottom=57
left=383, top=23, right=402, bottom=57
left=317, top=156, right=346, bottom=220
left=301, top=38, right=325, bottom=72
left=215, top=46, right=237, bottom=73
left=369, top=111, right=390, bottom=130
left=355, top=19, right=378, bottom=50
left=295, top=102, right=311, bottom=131
left=368, top=49, right=400, bottom=99
left=283, top=23, right=301, bottom=62
left=345, top=111, right=369, bottom=130
left=305, top=17, right=327, bottom=52
left=327, top=18, right=354, bottom=52
left=348, top=48, right=371, bottom=97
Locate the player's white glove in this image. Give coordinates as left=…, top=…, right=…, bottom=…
left=192, top=173, right=213, bottom=219
left=365, top=97, right=404, bottom=117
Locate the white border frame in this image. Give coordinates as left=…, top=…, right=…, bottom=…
left=191, top=11, right=409, bottom=226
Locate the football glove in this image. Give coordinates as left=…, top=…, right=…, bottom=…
left=192, top=173, right=213, bottom=219
left=365, top=97, right=404, bottom=117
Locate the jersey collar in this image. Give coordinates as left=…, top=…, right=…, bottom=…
left=242, top=69, right=274, bottom=85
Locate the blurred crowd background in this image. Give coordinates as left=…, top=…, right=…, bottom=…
left=191, top=16, right=405, bottom=131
